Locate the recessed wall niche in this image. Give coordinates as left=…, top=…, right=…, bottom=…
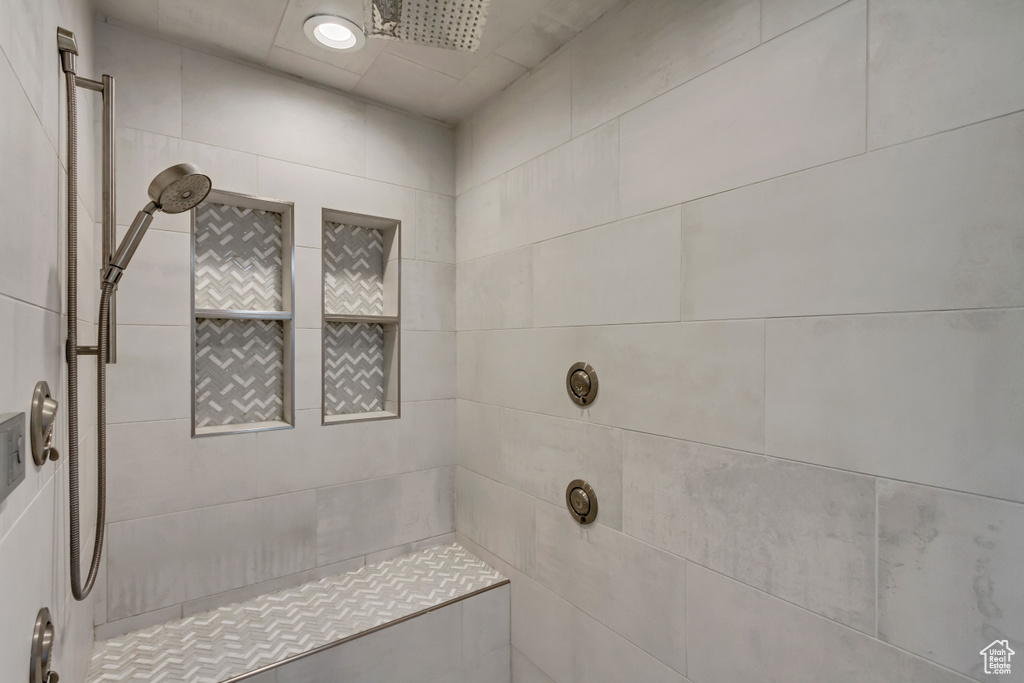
left=322, top=209, right=400, bottom=425
left=191, top=190, right=295, bottom=437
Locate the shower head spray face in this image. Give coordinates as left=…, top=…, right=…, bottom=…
left=148, top=163, right=212, bottom=214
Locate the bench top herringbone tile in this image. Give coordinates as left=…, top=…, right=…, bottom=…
left=87, top=543, right=507, bottom=683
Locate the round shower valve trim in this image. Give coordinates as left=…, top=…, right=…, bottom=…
left=565, top=479, right=598, bottom=525
left=566, top=362, right=598, bottom=406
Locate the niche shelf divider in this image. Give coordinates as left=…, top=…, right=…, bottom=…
left=321, top=209, right=401, bottom=425
left=191, top=189, right=295, bottom=437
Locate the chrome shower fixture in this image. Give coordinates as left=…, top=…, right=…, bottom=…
left=104, top=164, right=211, bottom=285
left=364, top=0, right=491, bottom=51
left=59, top=26, right=213, bottom=602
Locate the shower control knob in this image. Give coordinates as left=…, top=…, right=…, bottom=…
left=565, top=479, right=598, bottom=525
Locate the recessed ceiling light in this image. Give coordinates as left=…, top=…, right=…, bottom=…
left=303, top=15, right=365, bottom=52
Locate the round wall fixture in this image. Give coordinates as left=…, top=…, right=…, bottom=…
left=303, top=15, right=366, bottom=52
left=565, top=479, right=598, bottom=525
left=566, top=362, right=598, bottom=406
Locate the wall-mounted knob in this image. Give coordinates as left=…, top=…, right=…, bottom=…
left=31, top=607, right=58, bottom=683
left=30, top=382, right=59, bottom=466
left=565, top=479, right=598, bottom=525
left=566, top=362, right=598, bottom=406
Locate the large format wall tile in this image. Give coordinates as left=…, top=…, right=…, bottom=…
left=366, top=105, right=455, bottom=195
left=114, top=127, right=259, bottom=235
left=571, top=0, right=759, bottom=136
left=869, top=0, right=1024, bottom=149
left=533, top=207, right=681, bottom=327
left=501, top=410, right=624, bottom=531
left=0, top=53, right=59, bottom=313
left=761, top=0, right=847, bottom=41
left=403, top=331, right=457, bottom=401
left=465, top=49, right=571, bottom=190
left=580, top=320, right=765, bottom=453
left=534, top=500, right=687, bottom=675
left=624, top=432, right=875, bottom=632
left=416, top=191, right=456, bottom=264
left=106, top=419, right=259, bottom=522
left=766, top=310, right=1024, bottom=503
left=687, top=564, right=972, bottom=683
left=182, top=50, right=365, bottom=177
left=455, top=176, right=508, bottom=263
left=455, top=468, right=535, bottom=573
left=113, top=227, right=190, bottom=326
left=106, top=491, right=316, bottom=620
left=619, top=0, right=866, bottom=217
left=455, top=400, right=502, bottom=473
left=500, top=120, right=620, bottom=245
left=403, top=261, right=455, bottom=331
left=107, top=325, right=191, bottom=423
left=457, top=247, right=533, bottom=330
left=257, top=407, right=451, bottom=496
left=315, top=467, right=454, bottom=565
left=878, top=481, right=1024, bottom=680
left=456, top=328, right=578, bottom=419
left=95, top=21, right=181, bottom=137
left=680, top=113, right=1024, bottom=320
left=256, top=157, right=416, bottom=250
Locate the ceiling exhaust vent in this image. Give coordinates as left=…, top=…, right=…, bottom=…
left=364, top=0, right=491, bottom=51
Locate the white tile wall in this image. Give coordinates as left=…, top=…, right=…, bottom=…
left=624, top=431, right=876, bottom=632
left=766, top=310, right=1024, bottom=503
left=90, top=20, right=458, bottom=632
left=455, top=0, right=1023, bottom=679
left=868, top=0, right=1024, bottom=150
left=571, top=0, right=760, bottom=136
left=878, top=481, right=1024, bottom=679
left=619, top=0, right=866, bottom=217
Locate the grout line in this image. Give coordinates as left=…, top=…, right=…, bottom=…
left=874, top=477, right=880, bottom=639
left=455, top=398, right=1024, bottom=509
left=865, top=0, right=871, bottom=151
left=454, top=304, right=1024, bottom=331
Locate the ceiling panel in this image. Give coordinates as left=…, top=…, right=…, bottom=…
left=94, top=0, right=623, bottom=123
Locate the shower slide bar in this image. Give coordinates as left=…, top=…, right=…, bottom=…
left=57, top=27, right=118, bottom=363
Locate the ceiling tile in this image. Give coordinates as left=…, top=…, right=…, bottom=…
left=272, top=0, right=385, bottom=75
left=382, top=40, right=489, bottom=80
left=156, top=0, right=289, bottom=62
left=353, top=51, right=459, bottom=116
left=266, top=46, right=362, bottom=91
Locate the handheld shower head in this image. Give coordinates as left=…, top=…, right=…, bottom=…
left=148, top=163, right=212, bottom=214
left=104, top=163, right=212, bottom=284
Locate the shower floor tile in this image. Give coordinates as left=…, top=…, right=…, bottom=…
left=87, top=543, right=507, bottom=682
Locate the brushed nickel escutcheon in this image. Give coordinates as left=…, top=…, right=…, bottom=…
left=565, top=479, right=598, bottom=525
left=30, top=607, right=59, bottom=683
left=566, top=362, right=598, bottom=407
left=30, top=382, right=60, bottom=466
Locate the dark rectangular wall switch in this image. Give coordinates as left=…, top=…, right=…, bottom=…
left=0, top=413, right=26, bottom=505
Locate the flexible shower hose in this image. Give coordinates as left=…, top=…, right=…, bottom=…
left=65, top=69, right=107, bottom=602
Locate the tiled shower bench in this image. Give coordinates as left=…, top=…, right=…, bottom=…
left=87, top=544, right=511, bottom=682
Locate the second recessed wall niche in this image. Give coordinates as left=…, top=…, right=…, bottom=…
left=191, top=190, right=295, bottom=437
left=322, top=209, right=400, bottom=425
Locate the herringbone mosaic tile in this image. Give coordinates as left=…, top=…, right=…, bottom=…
left=88, top=544, right=506, bottom=683
left=195, top=202, right=284, bottom=312
left=324, top=322, right=385, bottom=415
left=195, top=318, right=284, bottom=427
left=324, top=222, right=384, bottom=316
